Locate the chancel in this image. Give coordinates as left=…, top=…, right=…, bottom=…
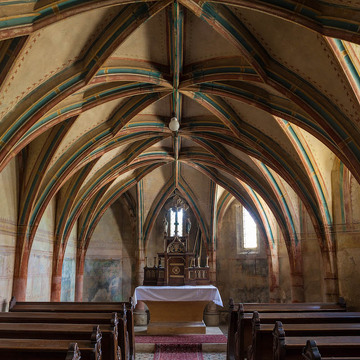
left=143, top=195, right=210, bottom=286
left=137, top=194, right=221, bottom=335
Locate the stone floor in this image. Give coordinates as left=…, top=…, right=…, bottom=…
left=135, top=326, right=227, bottom=359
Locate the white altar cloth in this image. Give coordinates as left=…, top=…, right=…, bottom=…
left=133, top=285, right=223, bottom=307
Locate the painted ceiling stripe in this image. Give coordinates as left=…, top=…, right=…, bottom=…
left=333, top=39, right=360, bottom=92
left=143, top=178, right=174, bottom=243
left=193, top=161, right=268, bottom=239
left=56, top=163, right=93, bottom=236
left=261, top=163, right=298, bottom=245
left=245, top=184, right=275, bottom=245
left=282, top=119, right=332, bottom=225
left=197, top=82, right=334, bottom=145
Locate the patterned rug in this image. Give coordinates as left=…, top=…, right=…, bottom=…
left=136, top=335, right=227, bottom=344
left=153, top=344, right=203, bottom=360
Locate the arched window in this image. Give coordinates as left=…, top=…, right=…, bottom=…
left=243, top=208, right=257, bottom=249
left=236, top=204, right=258, bottom=253
left=170, top=207, right=184, bottom=236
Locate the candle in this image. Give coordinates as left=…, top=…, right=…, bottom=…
left=206, top=256, right=209, bottom=267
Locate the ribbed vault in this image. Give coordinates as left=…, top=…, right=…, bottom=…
left=1, top=0, right=360, bottom=301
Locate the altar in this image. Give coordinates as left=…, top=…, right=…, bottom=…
left=133, top=285, right=223, bottom=334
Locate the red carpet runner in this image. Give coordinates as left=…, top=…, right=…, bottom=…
left=153, top=344, right=204, bottom=360
left=136, top=334, right=227, bottom=344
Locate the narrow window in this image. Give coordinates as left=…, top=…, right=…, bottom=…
left=170, top=209, right=176, bottom=236
left=170, top=208, right=184, bottom=236
left=243, top=208, right=257, bottom=249
left=177, top=208, right=183, bottom=236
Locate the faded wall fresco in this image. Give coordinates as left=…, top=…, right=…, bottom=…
left=83, top=199, right=136, bottom=302
left=61, top=258, right=76, bottom=301
left=0, top=159, right=17, bottom=309
left=26, top=198, right=55, bottom=301
left=84, top=259, right=123, bottom=301
left=61, top=225, right=77, bottom=301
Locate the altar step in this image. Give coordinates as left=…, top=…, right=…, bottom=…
left=134, top=326, right=227, bottom=353
left=136, top=342, right=227, bottom=353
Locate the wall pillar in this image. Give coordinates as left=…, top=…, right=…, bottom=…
left=50, top=247, right=64, bottom=301
left=209, top=249, right=216, bottom=284
left=12, top=245, right=30, bottom=301
left=75, top=248, right=85, bottom=302
left=204, top=246, right=219, bottom=325
left=268, top=252, right=281, bottom=303
left=134, top=246, right=147, bottom=325
left=290, top=272, right=305, bottom=302
left=322, top=250, right=339, bottom=302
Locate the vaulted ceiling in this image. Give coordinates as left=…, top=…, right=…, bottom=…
left=1, top=0, right=360, bottom=270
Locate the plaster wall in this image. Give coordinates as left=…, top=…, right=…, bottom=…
left=181, top=164, right=212, bottom=232
left=61, top=224, right=77, bottom=301
left=336, top=174, right=360, bottom=310
left=217, top=201, right=269, bottom=305
left=336, top=224, right=360, bottom=310
left=0, top=158, right=17, bottom=308
left=146, top=207, right=167, bottom=265
left=84, top=199, right=135, bottom=301
left=26, top=197, right=55, bottom=301
left=277, top=231, right=291, bottom=302
left=300, top=205, right=324, bottom=302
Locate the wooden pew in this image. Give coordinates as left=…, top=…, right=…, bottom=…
left=273, top=321, right=360, bottom=360
left=9, top=298, right=133, bottom=360
left=227, top=299, right=239, bottom=360
left=248, top=311, right=360, bottom=360
left=66, top=343, right=82, bottom=360
left=0, top=312, right=120, bottom=360
left=0, top=323, right=119, bottom=360
left=226, top=299, right=346, bottom=360
left=0, top=327, right=102, bottom=360
left=241, top=298, right=346, bottom=313
left=302, top=339, right=360, bottom=360
left=235, top=308, right=360, bottom=360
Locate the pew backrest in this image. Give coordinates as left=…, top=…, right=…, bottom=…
left=66, top=343, right=81, bottom=360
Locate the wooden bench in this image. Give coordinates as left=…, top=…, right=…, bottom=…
left=0, top=322, right=119, bottom=360
left=66, top=343, right=82, bottom=360
left=234, top=308, right=360, bottom=360
left=302, top=339, right=360, bottom=360
left=0, top=327, right=102, bottom=360
left=273, top=321, right=360, bottom=360
left=9, top=298, right=133, bottom=360
left=248, top=311, right=360, bottom=360
left=226, top=299, right=346, bottom=360
left=240, top=298, right=346, bottom=313
left=0, top=312, right=121, bottom=360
